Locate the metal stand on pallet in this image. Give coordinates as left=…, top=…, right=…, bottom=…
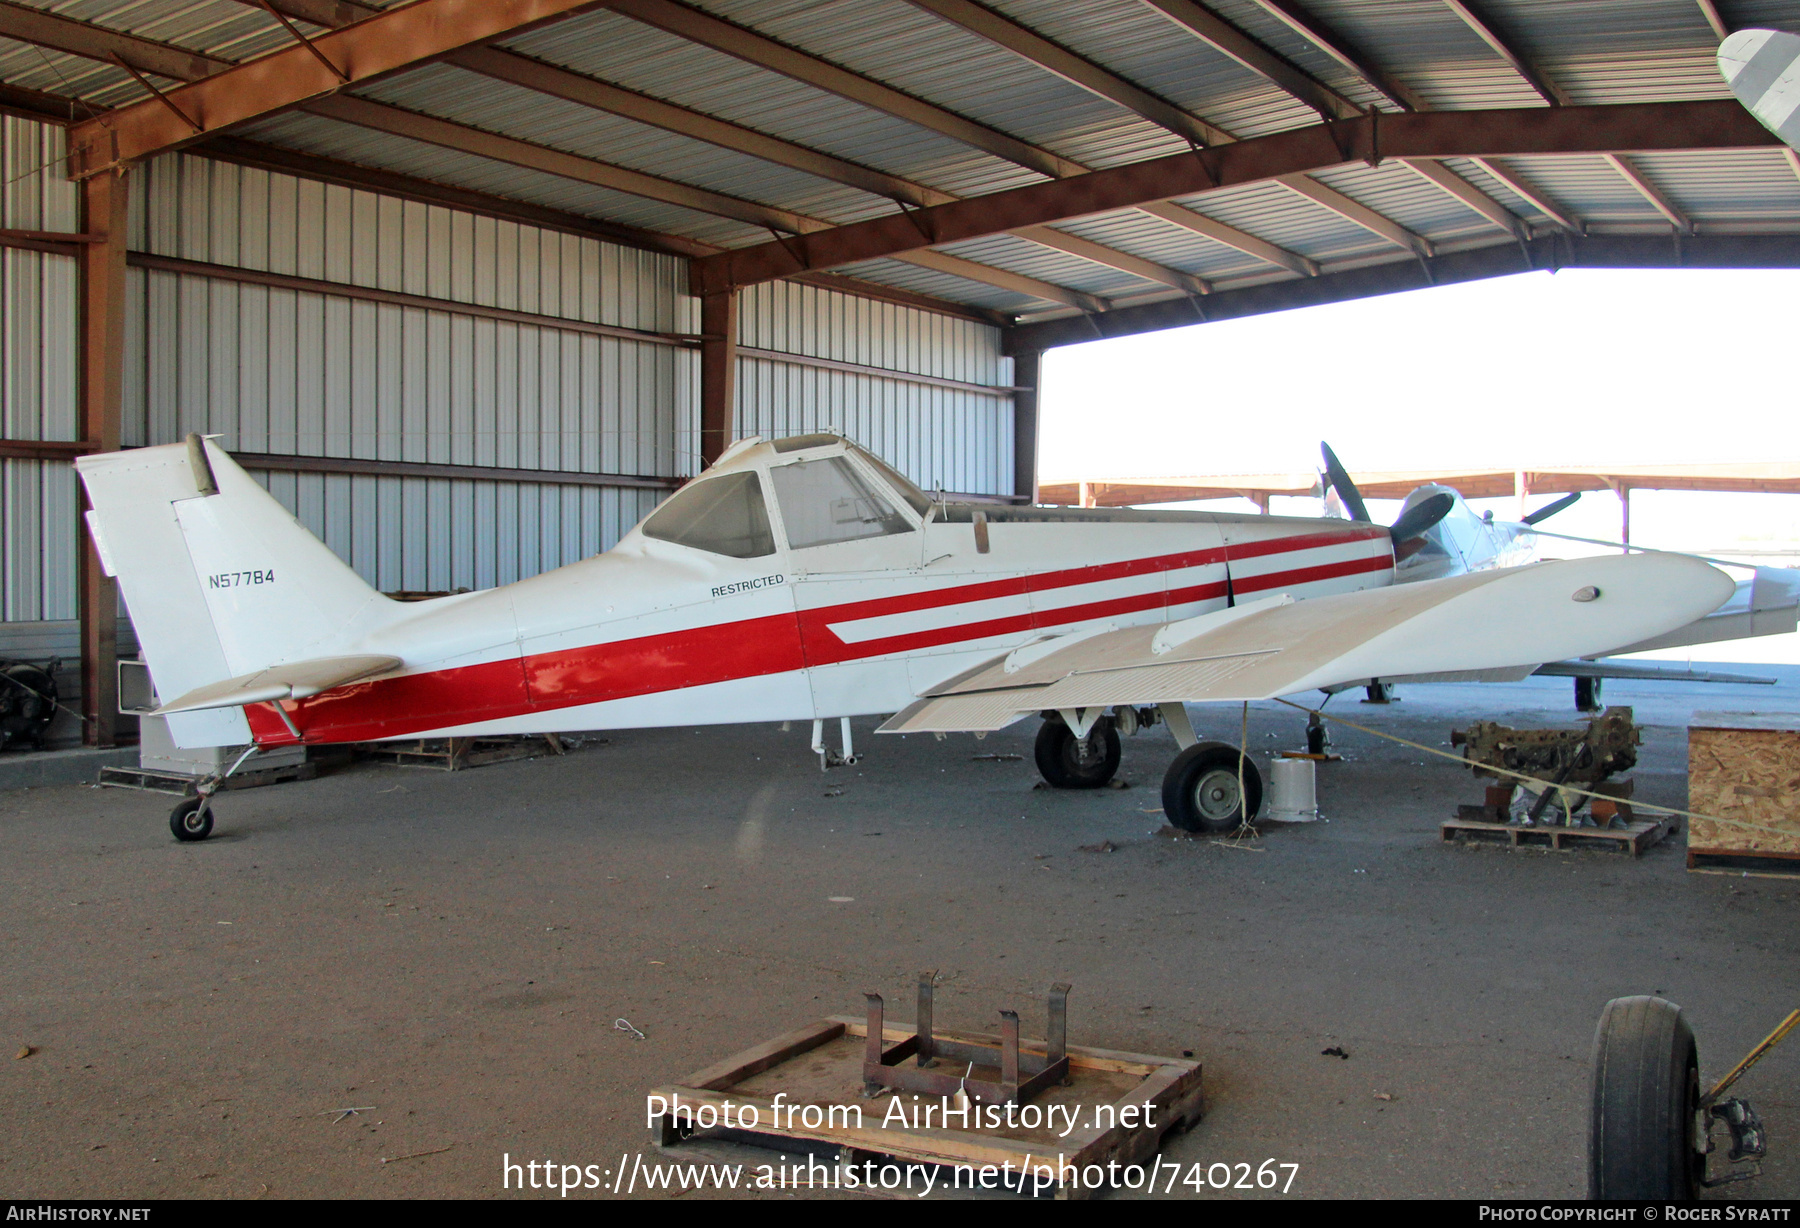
left=861, top=973, right=1070, bottom=1106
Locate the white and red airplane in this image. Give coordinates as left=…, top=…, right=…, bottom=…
left=78, top=433, right=1733, bottom=842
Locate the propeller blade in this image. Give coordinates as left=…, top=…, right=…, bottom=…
left=1389, top=492, right=1454, bottom=543
left=1522, top=491, right=1582, bottom=525
left=1319, top=442, right=1370, bottom=523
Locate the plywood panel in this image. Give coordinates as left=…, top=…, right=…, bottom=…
left=1688, top=717, right=1800, bottom=855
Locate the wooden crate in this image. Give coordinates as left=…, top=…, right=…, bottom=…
left=1688, top=712, right=1800, bottom=860
left=649, top=1016, right=1204, bottom=1200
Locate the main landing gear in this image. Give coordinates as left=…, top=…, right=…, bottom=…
left=1033, top=712, right=1120, bottom=788
left=1033, top=705, right=1264, bottom=832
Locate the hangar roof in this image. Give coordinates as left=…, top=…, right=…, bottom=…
left=2, top=0, right=1798, bottom=345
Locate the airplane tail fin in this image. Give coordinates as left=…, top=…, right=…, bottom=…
left=76, top=437, right=395, bottom=744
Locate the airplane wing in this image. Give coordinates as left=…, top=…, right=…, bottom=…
left=879, top=554, right=1733, bottom=734
left=152, top=654, right=402, bottom=716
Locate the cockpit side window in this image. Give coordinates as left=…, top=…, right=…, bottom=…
left=770, top=456, right=914, bottom=550
left=641, top=471, right=776, bottom=558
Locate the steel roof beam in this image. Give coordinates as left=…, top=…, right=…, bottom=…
left=0, top=78, right=99, bottom=124
left=250, top=0, right=379, bottom=28
left=448, top=46, right=958, bottom=210
left=691, top=100, right=1770, bottom=291
left=1604, top=153, right=1694, bottom=234
left=900, top=249, right=1108, bottom=312
left=25, top=0, right=1115, bottom=314
left=244, top=9, right=1196, bottom=297
left=305, top=94, right=828, bottom=233
left=1004, top=233, right=1800, bottom=351
left=1440, top=0, right=1569, bottom=107
left=1137, top=0, right=1360, bottom=121
left=1135, top=200, right=1318, bottom=276
left=1012, top=225, right=1209, bottom=295
left=455, top=45, right=1197, bottom=291
left=1466, top=156, right=1582, bottom=233
left=1397, top=158, right=1524, bottom=240
left=1238, top=0, right=1428, bottom=113
left=0, top=1, right=230, bottom=81
left=1276, top=174, right=1432, bottom=257
left=66, top=0, right=616, bottom=178
left=903, top=0, right=1233, bottom=145
left=304, top=98, right=1107, bottom=311
left=208, top=135, right=1010, bottom=323
left=202, top=135, right=722, bottom=258
left=607, top=0, right=1085, bottom=179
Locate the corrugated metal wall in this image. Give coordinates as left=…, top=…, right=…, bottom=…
left=736, top=280, right=1013, bottom=496
left=1, top=138, right=1014, bottom=658
left=1, top=116, right=78, bottom=624
left=126, top=152, right=688, bottom=593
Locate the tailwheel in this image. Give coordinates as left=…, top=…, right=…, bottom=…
left=1163, top=742, right=1262, bottom=833
left=169, top=796, right=214, bottom=843
left=1034, top=715, right=1120, bottom=789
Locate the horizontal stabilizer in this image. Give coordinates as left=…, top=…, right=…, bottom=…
left=880, top=554, right=1732, bottom=734
left=154, top=654, right=402, bottom=715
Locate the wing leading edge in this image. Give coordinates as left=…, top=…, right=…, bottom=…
left=879, top=554, right=1734, bottom=734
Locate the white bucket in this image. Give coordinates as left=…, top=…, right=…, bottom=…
left=1268, top=756, right=1319, bottom=822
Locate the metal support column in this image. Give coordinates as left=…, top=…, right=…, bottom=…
left=79, top=169, right=127, bottom=748
left=699, top=289, right=737, bottom=468
left=1011, top=347, right=1040, bottom=504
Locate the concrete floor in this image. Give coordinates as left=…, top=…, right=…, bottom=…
left=3, top=665, right=1799, bottom=1200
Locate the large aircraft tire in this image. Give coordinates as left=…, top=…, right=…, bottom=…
left=169, top=796, right=214, bottom=842
left=1588, top=995, right=1701, bottom=1201
left=1163, top=742, right=1262, bottom=833
left=1034, top=717, right=1120, bottom=788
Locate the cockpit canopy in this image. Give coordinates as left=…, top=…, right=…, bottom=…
left=637, top=434, right=932, bottom=559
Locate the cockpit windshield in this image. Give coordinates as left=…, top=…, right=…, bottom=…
left=849, top=444, right=932, bottom=515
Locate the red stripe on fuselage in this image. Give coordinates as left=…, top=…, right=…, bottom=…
left=250, top=529, right=1392, bottom=745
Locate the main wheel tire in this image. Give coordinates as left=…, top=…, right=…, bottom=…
left=1034, top=717, right=1120, bottom=789
left=169, top=796, right=214, bottom=843
left=1163, top=742, right=1263, bottom=833
left=1588, top=995, right=1702, bottom=1201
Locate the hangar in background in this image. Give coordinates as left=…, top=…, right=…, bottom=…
left=0, top=0, right=1796, bottom=748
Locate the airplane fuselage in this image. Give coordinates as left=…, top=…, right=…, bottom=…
left=241, top=487, right=1396, bottom=747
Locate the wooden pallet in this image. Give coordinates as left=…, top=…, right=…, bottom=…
left=356, top=734, right=571, bottom=771
left=97, top=760, right=317, bottom=796
left=1688, top=848, right=1800, bottom=879
left=649, top=1016, right=1204, bottom=1200
left=1441, top=814, right=1670, bottom=857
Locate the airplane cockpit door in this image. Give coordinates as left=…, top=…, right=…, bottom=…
left=765, top=448, right=928, bottom=718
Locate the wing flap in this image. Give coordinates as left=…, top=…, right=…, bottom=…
left=153, top=653, right=403, bottom=715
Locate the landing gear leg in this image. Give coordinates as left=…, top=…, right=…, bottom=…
left=1575, top=675, right=1602, bottom=713
left=168, top=743, right=262, bottom=843
left=1362, top=679, right=1395, bottom=704
left=811, top=717, right=859, bottom=770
